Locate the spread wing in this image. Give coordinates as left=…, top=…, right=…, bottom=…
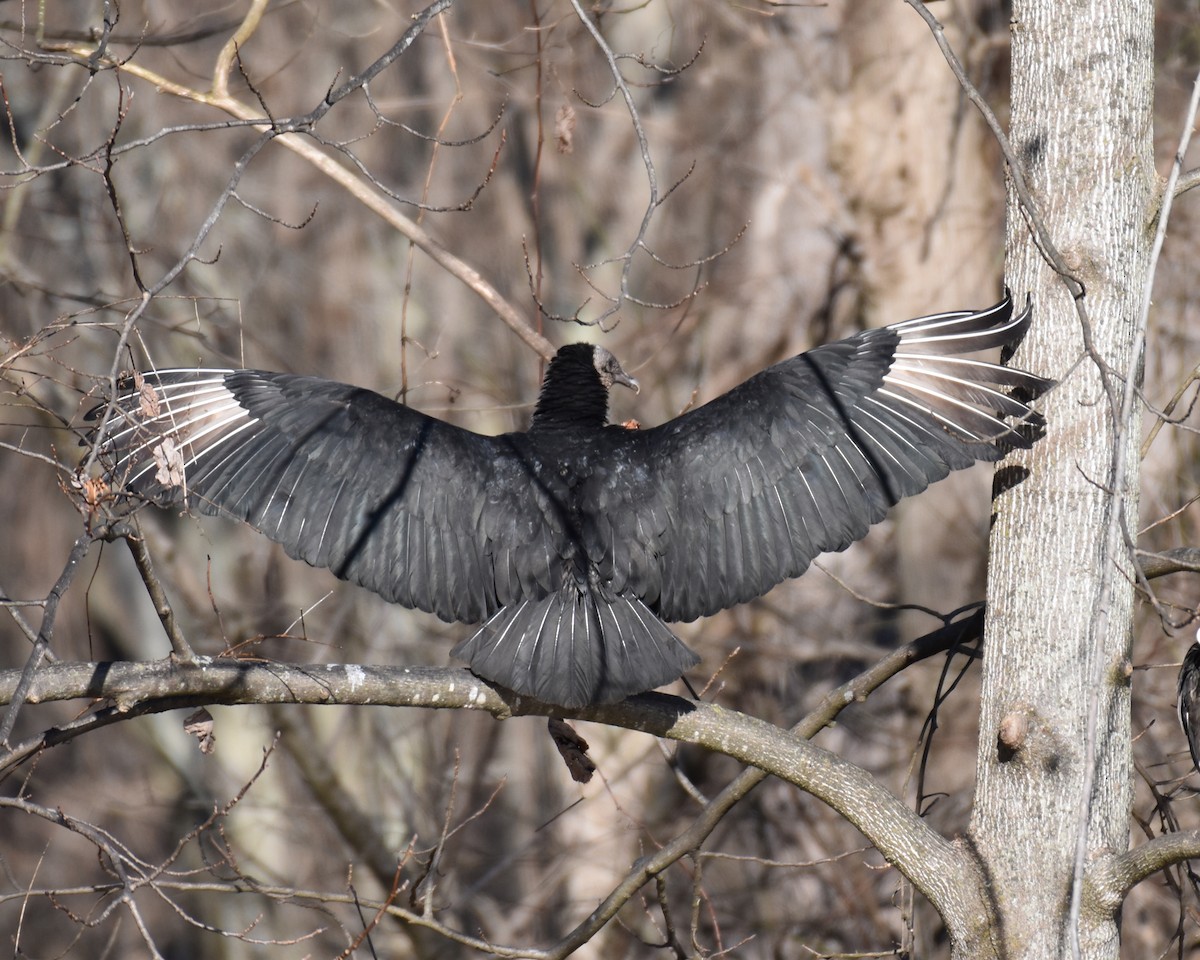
left=585, top=294, right=1052, bottom=622
left=87, top=371, right=567, bottom=624
left=88, top=295, right=1049, bottom=640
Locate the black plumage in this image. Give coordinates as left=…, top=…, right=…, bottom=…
left=1179, top=642, right=1200, bottom=775
left=88, top=293, right=1050, bottom=708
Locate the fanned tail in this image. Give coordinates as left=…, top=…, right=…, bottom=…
left=452, top=590, right=699, bottom=707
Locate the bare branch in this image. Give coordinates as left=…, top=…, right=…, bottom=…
left=121, top=524, right=196, bottom=663
left=1172, top=166, right=1200, bottom=201
left=1092, top=830, right=1200, bottom=909
left=1135, top=547, right=1200, bottom=580
left=0, top=532, right=94, bottom=747
left=0, top=647, right=978, bottom=928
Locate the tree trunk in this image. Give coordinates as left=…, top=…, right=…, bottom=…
left=969, top=1, right=1154, bottom=957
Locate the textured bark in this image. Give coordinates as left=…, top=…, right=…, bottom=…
left=969, top=1, right=1154, bottom=958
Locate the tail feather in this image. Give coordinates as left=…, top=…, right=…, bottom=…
left=451, top=591, right=699, bottom=707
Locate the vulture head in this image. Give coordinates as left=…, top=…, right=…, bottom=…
left=530, top=343, right=639, bottom=431
left=591, top=345, right=639, bottom=393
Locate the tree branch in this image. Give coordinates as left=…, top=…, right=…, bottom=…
left=1092, top=830, right=1200, bottom=909
left=1172, top=166, right=1200, bottom=201
left=0, top=654, right=978, bottom=924
left=0, top=533, right=94, bottom=747
left=1137, top=547, right=1200, bottom=579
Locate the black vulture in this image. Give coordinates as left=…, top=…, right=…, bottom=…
left=1179, top=642, right=1200, bottom=775
left=88, top=293, right=1050, bottom=708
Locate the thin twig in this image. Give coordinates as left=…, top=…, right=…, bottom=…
left=123, top=524, right=196, bottom=662
left=567, top=0, right=659, bottom=330
left=0, top=532, right=93, bottom=747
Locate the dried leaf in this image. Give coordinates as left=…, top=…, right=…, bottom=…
left=554, top=103, right=576, bottom=154
left=136, top=372, right=160, bottom=418
left=183, top=707, right=216, bottom=754
left=153, top=436, right=186, bottom=488
left=547, top=717, right=595, bottom=783
left=77, top=474, right=108, bottom=509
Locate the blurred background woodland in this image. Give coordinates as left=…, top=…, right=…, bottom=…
left=1, top=0, right=1199, bottom=956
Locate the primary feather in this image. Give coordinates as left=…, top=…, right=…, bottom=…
left=87, top=293, right=1050, bottom=708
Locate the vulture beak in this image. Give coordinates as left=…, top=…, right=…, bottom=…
left=615, top=370, right=640, bottom=394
